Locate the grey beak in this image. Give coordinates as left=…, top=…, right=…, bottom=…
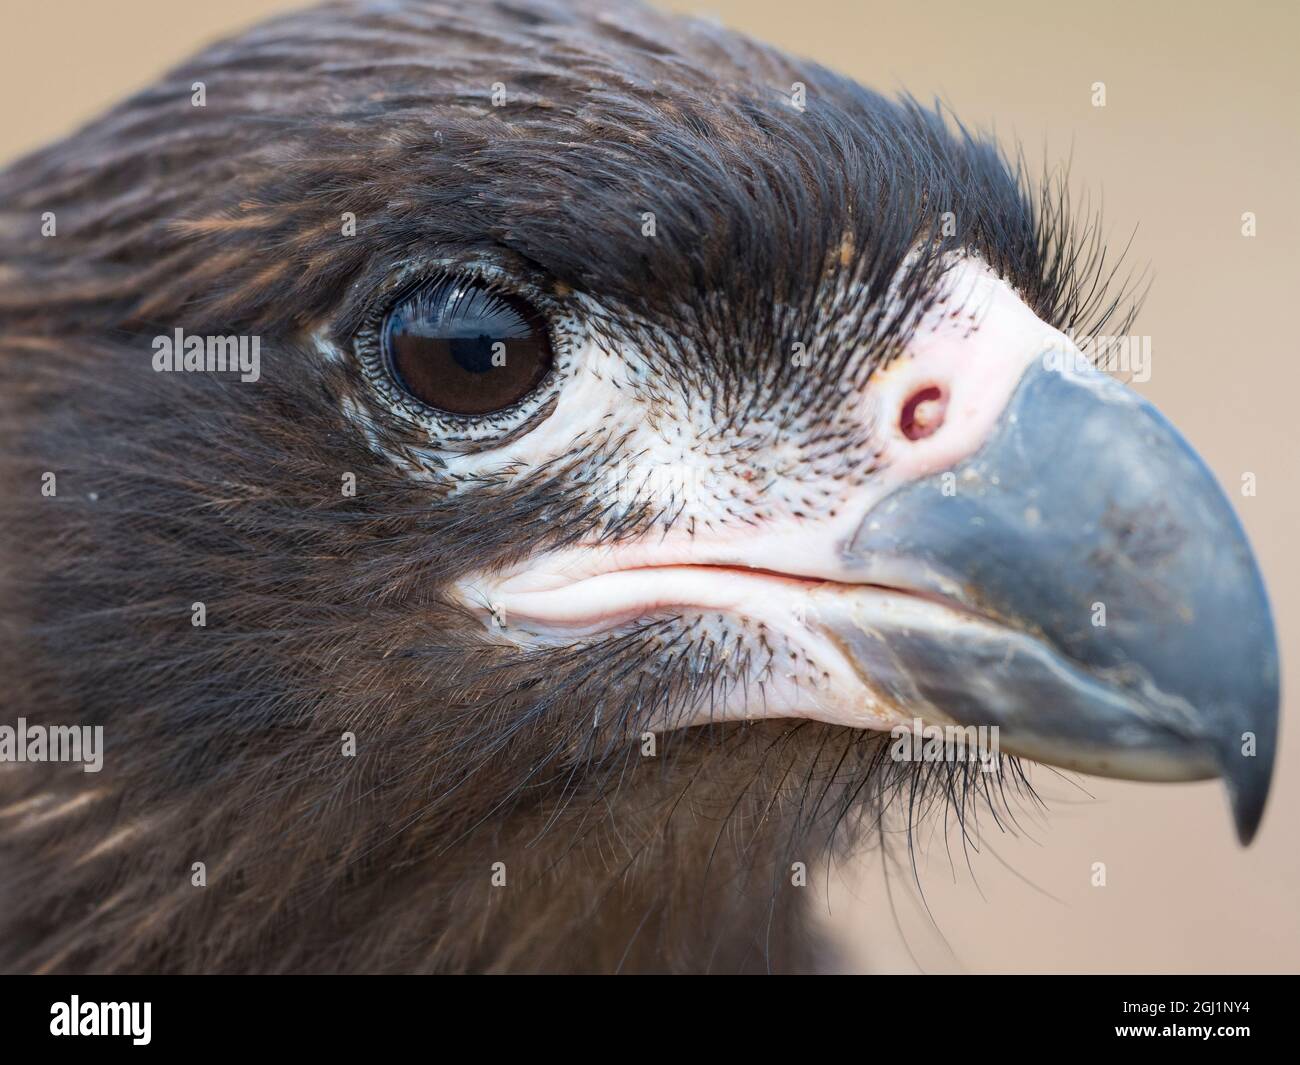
left=828, top=361, right=1279, bottom=844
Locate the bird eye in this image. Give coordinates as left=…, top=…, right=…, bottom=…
left=381, top=278, right=554, bottom=416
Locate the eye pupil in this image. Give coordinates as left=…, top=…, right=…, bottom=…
left=382, top=278, right=553, bottom=416
left=449, top=335, right=497, bottom=375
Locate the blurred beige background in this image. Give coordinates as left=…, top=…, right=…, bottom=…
left=2, top=0, right=1295, bottom=972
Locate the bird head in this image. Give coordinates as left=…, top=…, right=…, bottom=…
left=0, top=0, right=1279, bottom=972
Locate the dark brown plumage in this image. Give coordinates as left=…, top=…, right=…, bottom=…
left=0, top=0, right=1200, bottom=974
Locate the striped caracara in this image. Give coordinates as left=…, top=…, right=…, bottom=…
left=0, top=0, right=1279, bottom=973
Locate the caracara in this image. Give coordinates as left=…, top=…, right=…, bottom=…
left=0, top=0, right=1278, bottom=973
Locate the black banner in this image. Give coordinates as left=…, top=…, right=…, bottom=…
left=0, top=975, right=1291, bottom=1051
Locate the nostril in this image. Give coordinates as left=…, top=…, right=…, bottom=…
left=899, top=385, right=946, bottom=441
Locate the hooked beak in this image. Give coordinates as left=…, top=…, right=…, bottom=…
left=823, top=360, right=1279, bottom=844
left=460, top=263, right=1279, bottom=845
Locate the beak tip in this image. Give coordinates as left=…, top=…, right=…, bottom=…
left=1220, top=656, right=1279, bottom=847
left=1221, top=739, right=1275, bottom=847
left=1230, top=789, right=1266, bottom=847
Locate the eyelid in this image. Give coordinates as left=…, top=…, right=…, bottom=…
left=442, top=393, right=562, bottom=455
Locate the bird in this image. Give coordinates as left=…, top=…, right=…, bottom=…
left=0, top=0, right=1279, bottom=974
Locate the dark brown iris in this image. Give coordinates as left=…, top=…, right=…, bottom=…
left=382, top=278, right=553, bottom=416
